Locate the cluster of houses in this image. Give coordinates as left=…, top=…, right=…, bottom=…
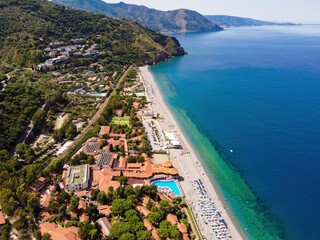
left=62, top=123, right=179, bottom=194
left=35, top=121, right=184, bottom=240
left=37, top=38, right=100, bottom=71
left=32, top=69, right=194, bottom=240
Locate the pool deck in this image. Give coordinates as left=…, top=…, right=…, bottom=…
left=152, top=179, right=185, bottom=198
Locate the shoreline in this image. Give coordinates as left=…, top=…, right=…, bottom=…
left=139, top=66, right=245, bottom=239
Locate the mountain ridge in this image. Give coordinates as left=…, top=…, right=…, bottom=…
left=52, top=0, right=223, bottom=33
left=206, top=15, right=297, bottom=28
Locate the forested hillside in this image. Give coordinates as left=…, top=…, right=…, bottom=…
left=52, top=0, right=223, bottom=33
left=0, top=0, right=185, bottom=157
left=0, top=0, right=185, bottom=69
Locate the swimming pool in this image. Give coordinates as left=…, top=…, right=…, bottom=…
left=89, top=93, right=106, bottom=97
left=152, top=180, right=181, bottom=196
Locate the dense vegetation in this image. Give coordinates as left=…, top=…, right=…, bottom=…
left=0, top=0, right=185, bottom=69
left=0, top=0, right=185, bottom=154
left=0, top=71, right=65, bottom=152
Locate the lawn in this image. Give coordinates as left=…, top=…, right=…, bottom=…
left=111, top=116, right=130, bottom=126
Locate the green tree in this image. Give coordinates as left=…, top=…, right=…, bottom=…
left=41, top=233, right=51, bottom=240
left=85, top=204, right=99, bottom=221
left=97, top=191, right=107, bottom=205
left=57, top=191, right=71, bottom=205
left=69, top=196, right=80, bottom=213
left=119, top=233, right=135, bottom=240
left=27, top=195, right=41, bottom=216
left=34, top=230, right=42, bottom=240
left=78, top=223, right=90, bottom=240
left=146, top=200, right=154, bottom=211
left=157, top=227, right=170, bottom=239
left=90, top=189, right=100, bottom=200
left=48, top=198, right=59, bottom=214
left=66, top=122, right=77, bottom=140
left=148, top=211, right=161, bottom=226
left=170, top=225, right=180, bottom=239
left=0, top=189, right=15, bottom=215
left=32, top=109, right=46, bottom=133
left=112, top=199, right=134, bottom=217
left=157, top=220, right=172, bottom=239
left=160, top=200, right=172, bottom=214
left=117, top=176, right=127, bottom=186
left=109, top=221, right=131, bottom=239
left=124, top=185, right=134, bottom=197
left=88, top=228, right=99, bottom=240
left=136, top=230, right=151, bottom=240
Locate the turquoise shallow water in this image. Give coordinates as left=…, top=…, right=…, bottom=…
left=149, top=25, right=320, bottom=240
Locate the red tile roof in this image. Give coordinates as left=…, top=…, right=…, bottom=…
left=141, top=195, right=160, bottom=208
left=143, top=219, right=153, bottom=231
left=99, top=126, right=111, bottom=136
left=177, top=222, right=188, bottom=234
left=78, top=199, right=87, bottom=210
left=183, top=233, right=190, bottom=240
left=39, top=222, right=80, bottom=240
left=166, top=213, right=178, bottom=225
left=132, top=102, right=140, bottom=109
left=98, top=205, right=111, bottom=217
left=136, top=205, right=151, bottom=217
left=79, top=213, right=89, bottom=222
left=151, top=229, right=161, bottom=240
left=0, top=211, right=5, bottom=225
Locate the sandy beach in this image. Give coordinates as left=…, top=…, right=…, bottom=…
left=139, top=66, right=244, bottom=240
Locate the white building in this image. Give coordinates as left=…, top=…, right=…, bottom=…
left=63, top=164, right=90, bottom=191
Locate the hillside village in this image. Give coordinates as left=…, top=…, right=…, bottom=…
left=0, top=67, right=197, bottom=240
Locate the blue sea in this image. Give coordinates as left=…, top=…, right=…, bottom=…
left=149, top=25, right=320, bottom=239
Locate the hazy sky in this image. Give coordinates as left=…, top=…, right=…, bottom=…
left=104, top=0, right=320, bottom=23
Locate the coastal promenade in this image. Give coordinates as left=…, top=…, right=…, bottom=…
left=140, top=66, right=244, bottom=240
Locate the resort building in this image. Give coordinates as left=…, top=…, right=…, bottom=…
left=167, top=213, right=179, bottom=225
left=98, top=126, right=111, bottom=137
left=164, top=131, right=182, bottom=149
left=143, top=219, right=153, bottom=231
left=94, top=151, right=117, bottom=168
left=135, top=205, right=151, bottom=217
left=39, top=222, right=80, bottom=240
left=98, top=205, right=112, bottom=217
left=151, top=229, right=161, bottom=240
left=83, top=138, right=101, bottom=155
left=91, top=168, right=121, bottom=192
left=98, top=217, right=112, bottom=237
left=63, top=165, right=90, bottom=191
